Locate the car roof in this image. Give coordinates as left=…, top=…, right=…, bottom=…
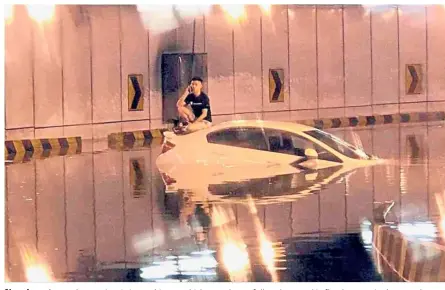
left=210, top=119, right=316, bottom=133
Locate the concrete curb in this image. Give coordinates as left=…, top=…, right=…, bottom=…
left=5, top=136, right=82, bottom=163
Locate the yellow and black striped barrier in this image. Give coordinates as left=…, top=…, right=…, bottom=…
left=299, top=111, right=445, bottom=130
left=108, top=128, right=167, bottom=150
left=5, top=136, right=82, bottom=164
left=372, top=224, right=445, bottom=282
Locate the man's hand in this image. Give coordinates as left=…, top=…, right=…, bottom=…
left=177, top=85, right=191, bottom=108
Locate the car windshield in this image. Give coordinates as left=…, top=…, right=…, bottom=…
left=303, top=129, right=371, bottom=160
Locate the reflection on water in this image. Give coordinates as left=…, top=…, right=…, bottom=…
left=5, top=122, right=445, bottom=282
left=206, top=165, right=345, bottom=201
left=19, top=245, right=54, bottom=282
left=139, top=250, right=219, bottom=282
left=130, top=158, right=147, bottom=198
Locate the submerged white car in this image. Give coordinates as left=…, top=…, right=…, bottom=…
left=156, top=120, right=382, bottom=193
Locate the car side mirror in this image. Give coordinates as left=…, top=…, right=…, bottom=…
left=305, top=148, right=318, bottom=159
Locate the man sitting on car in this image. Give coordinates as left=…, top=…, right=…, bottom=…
left=175, top=77, right=213, bottom=134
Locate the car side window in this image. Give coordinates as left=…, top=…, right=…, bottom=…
left=206, top=129, right=238, bottom=146
left=264, top=129, right=342, bottom=163
left=206, top=127, right=268, bottom=151
left=266, top=129, right=308, bottom=156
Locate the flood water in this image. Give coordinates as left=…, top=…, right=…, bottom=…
left=5, top=121, right=445, bottom=282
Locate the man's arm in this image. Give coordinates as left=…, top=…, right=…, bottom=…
left=176, top=86, right=191, bottom=108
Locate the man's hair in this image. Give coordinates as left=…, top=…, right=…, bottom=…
left=191, top=76, right=203, bottom=83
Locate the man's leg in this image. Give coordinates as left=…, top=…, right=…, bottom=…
left=177, top=106, right=195, bottom=123
left=186, top=120, right=212, bottom=132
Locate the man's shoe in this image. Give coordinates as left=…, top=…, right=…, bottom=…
left=173, top=125, right=188, bottom=135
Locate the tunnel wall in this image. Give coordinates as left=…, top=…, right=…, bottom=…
left=5, top=5, right=445, bottom=140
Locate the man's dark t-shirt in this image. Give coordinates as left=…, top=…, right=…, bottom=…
left=184, top=92, right=212, bottom=122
